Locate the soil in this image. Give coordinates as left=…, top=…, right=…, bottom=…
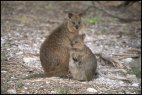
left=1, top=1, right=141, bottom=94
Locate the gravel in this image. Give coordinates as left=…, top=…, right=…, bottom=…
left=1, top=1, right=141, bottom=94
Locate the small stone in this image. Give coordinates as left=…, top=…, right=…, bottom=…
left=125, top=91, right=131, bottom=94
left=126, top=74, right=137, bottom=79
left=7, top=89, right=16, bottom=94
left=115, top=46, right=119, bottom=49
left=87, top=88, right=97, bottom=93
left=122, top=58, right=133, bottom=64
left=16, top=51, right=23, bottom=55
left=81, top=82, right=87, bottom=84
left=132, top=83, right=139, bottom=87
left=24, top=87, right=28, bottom=90
left=25, top=82, right=30, bottom=85
left=11, top=76, right=16, bottom=79
left=50, top=91, right=56, bottom=94
left=7, top=48, right=10, bottom=50
left=1, top=38, right=5, bottom=45
left=23, top=57, right=33, bottom=63
left=46, top=81, right=50, bottom=84
left=100, top=45, right=103, bottom=48
left=70, top=81, right=74, bottom=84
left=119, top=81, right=124, bottom=85
left=23, top=57, right=38, bottom=63
left=1, top=71, right=7, bottom=73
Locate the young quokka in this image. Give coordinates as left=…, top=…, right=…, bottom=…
left=40, top=12, right=84, bottom=77
left=69, top=34, right=97, bottom=81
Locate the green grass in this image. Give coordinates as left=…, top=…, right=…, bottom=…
left=45, top=3, right=54, bottom=10
left=16, top=79, right=24, bottom=88
left=3, top=41, right=11, bottom=48
left=1, top=81, right=9, bottom=93
left=5, top=25, right=11, bottom=32
left=83, top=17, right=101, bottom=24
left=1, top=40, right=11, bottom=62
left=1, top=51, right=8, bottom=62
left=56, top=86, right=67, bottom=94
left=14, top=15, right=31, bottom=24
left=95, top=30, right=106, bottom=35
left=132, top=69, right=141, bottom=78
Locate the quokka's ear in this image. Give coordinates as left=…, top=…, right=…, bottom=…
left=68, top=13, right=73, bottom=18
left=81, top=34, right=85, bottom=40
left=78, top=12, right=84, bottom=17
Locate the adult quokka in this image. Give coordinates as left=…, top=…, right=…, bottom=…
left=40, top=12, right=84, bottom=77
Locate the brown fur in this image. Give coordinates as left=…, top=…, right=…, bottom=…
left=40, top=12, right=84, bottom=77
left=69, top=34, right=97, bottom=81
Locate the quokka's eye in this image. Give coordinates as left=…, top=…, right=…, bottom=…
left=78, top=21, right=81, bottom=24
left=75, top=41, right=78, bottom=43
left=72, top=21, right=75, bottom=24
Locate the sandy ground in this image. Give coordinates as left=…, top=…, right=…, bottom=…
left=1, top=1, right=141, bottom=94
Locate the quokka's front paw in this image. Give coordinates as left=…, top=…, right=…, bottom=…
left=72, top=53, right=78, bottom=60
left=73, top=57, right=78, bottom=62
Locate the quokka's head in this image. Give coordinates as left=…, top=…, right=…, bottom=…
left=67, top=12, right=84, bottom=33
left=71, top=34, right=85, bottom=50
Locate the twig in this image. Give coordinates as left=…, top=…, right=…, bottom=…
left=99, top=68, right=127, bottom=73
left=118, top=55, right=139, bottom=60
left=99, top=71, right=128, bottom=81
left=113, top=52, right=140, bottom=60
left=127, top=48, right=141, bottom=53
left=96, top=53, right=125, bottom=68
left=113, top=53, right=138, bottom=56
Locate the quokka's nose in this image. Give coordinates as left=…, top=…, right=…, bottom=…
left=75, top=25, right=79, bottom=29
left=71, top=43, right=73, bottom=46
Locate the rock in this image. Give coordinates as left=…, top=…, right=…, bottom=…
left=7, top=89, right=17, bottom=94
left=23, top=57, right=39, bottom=66
left=16, top=51, right=23, bottom=55
left=119, top=81, right=124, bottom=85
left=1, top=71, right=7, bottom=73
left=46, top=81, right=50, bottom=84
left=23, top=57, right=34, bottom=63
left=87, top=88, right=97, bottom=93
left=85, top=35, right=94, bottom=41
left=115, top=46, right=119, bottom=49
left=50, top=91, right=56, bottom=94
left=122, top=58, right=133, bottom=64
left=1, top=38, right=5, bottom=45
left=11, top=76, right=16, bottom=80
left=25, top=82, right=30, bottom=85
left=132, top=83, right=139, bottom=87
left=24, top=86, right=28, bottom=90
left=81, top=82, right=87, bottom=84
left=126, top=74, right=137, bottom=79
left=7, top=48, right=10, bottom=50
left=126, top=74, right=137, bottom=82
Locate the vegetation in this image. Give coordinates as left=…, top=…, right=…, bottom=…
left=132, top=69, right=141, bottom=78
left=16, top=79, right=24, bottom=88
left=83, top=17, right=101, bottom=24
left=56, top=86, right=68, bottom=94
